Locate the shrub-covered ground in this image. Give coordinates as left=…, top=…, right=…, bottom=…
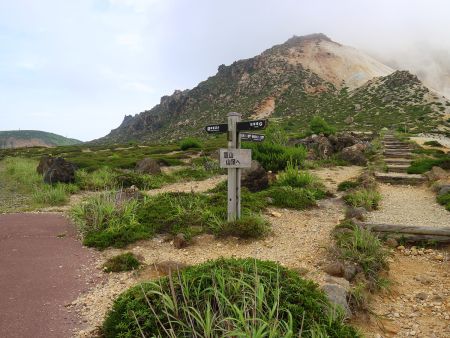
left=102, top=258, right=360, bottom=338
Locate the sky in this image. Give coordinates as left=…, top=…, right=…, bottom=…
left=1, top=0, right=449, bottom=141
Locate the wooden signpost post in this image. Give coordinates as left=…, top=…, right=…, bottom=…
left=205, top=112, right=267, bottom=221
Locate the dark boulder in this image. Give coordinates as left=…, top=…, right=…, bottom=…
left=36, top=155, right=54, bottom=175
left=43, top=157, right=76, bottom=184
left=328, top=133, right=358, bottom=152
left=136, top=158, right=161, bottom=175
left=241, top=160, right=269, bottom=192
left=340, top=144, right=368, bottom=165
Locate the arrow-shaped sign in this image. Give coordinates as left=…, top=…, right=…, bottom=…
left=240, top=133, right=265, bottom=142
left=204, top=123, right=228, bottom=133
left=236, top=119, right=268, bottom=131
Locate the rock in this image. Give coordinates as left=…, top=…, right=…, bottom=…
left=323, top=262, right=344, bottom=277
left=344, top=116, right=354, bottom=125
left=173, top=233, right=187, bottom=249
left=43, top=157, right=76, bottom=184
left=438, top=185, right=450, bottom=196
left=415, top=292, right=428, bottom=301
left=241, top=160, right=269, bottom=192
left=270, top=211, right=282, bottom=218
left=136, top=158, right=161, bottom=174
left=343, top=264, right=358, bottom=281
left=425, top=166, right=448, bottom=181
left=397, top=245, right=405, bottom=251
left=328, top=133, right=358, bottom=152
left=322, top=283, right=350, bottom=316
left=265, top=197, right=274, bottom=204
left=36, top=155, right=54, bottom=175
left=340, top=143, right=368, bottom=165
left=324, top=276, right=350, bottom=290
left=345, top=207, right=366, bottom=221
left=385, top=238, right=399, bottom=248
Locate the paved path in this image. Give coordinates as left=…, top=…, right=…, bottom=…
left=0, top=213, right=99, bottom=338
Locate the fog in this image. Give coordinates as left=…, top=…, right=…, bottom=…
left=1, top=0, right=449, bottom=140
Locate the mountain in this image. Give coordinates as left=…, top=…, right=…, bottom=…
left=97, top=33, right=450, bottom=143
left=0, top=130, right=82, bottom=149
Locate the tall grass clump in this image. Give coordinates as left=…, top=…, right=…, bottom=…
left=76, top=167, right=118, bottom=190
left=277, top=162, right=324, bottom=190
left=309, top=116, right=336, bottom=136
left=71, top=192, right=151, bottom=249
left=4, top=157, right=41, bottom=186
left=32, top=183, right=78, bottom=206
left=437, top=192, right=450, bottom=211
left=343, top=188, right=381, bottom=211
left=246, top=142, right=307, bottom=172
left=179, top=138, right=202, bottom=150
left=102, top=252, right=141, bottom=272
left=102, top=258, right=359, bottom=337
left=334, top=222, right=388, bottom=284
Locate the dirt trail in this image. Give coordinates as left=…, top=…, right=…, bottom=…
left=358, top=179, right=450, bottom=336
left=0, top=213, right=101, bottom=338
left=72, top=166, right=363, bottom=335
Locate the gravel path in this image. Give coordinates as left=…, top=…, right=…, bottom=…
left=145, top=175, right=227, bottom=195
left=366, top=184, right=450, bottom=227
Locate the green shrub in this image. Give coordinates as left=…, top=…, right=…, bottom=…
left=32, top=183, right=71, bottom=206
left=309, top=116, right=336, bottom=136
left=407, top=157, right=450, bottom=174
left=4, top=157, right=41, bottom=187
left=266, top=186, right=321, bottom=210
left=76, top=167, right=118, bottom=190
left=276, top=162, right=324, bottom=190
left=337, top=180, right=360, bottom=191
left=70, top=193, right=151, bottom=249
left=343, top=188, right=381, bottom=211
left=102, top=252, right=141, bottom=272
left=102, top=258, right=359, bottom=337
left=334, top=223, right=388, bottom=282
left=423, top=140, right=443, bottom=147
left=217, top=214, right=270, bottom=239
left=437, top=192, right=450, bottom=211
left=179, top=138, right=202, bottom=150
left=245, top=142, right=307, bottom=172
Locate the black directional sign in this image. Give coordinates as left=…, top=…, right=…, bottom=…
left=204, top=123, right=228, bottom=133
left=236, top=119, right=268, bottom=131
left=240, top=133, right=265, bottom=142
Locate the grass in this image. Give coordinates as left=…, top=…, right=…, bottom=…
left=407, top=156, right=450, bottom=174
left=179, top=138, right=202, bottom=150
left=276, top=161, right=323, bottom=189
left=334, top=221, right=388, bottom=284
left=216, top=214, right=270, bottom=239
left=102, top=258, right=359, bottom=337
left=437, top=192, right=450, bottom=211
left=337, top=180, right=360, bottom=192
left=103, top=252, right=141, bottom=272
left=343, top=188, right=381, bottom=211
left=266, top=186, right=321, bottom=210
left=423, top=140, right=443, bottom=147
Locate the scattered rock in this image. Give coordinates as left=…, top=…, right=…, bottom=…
left=343, top=264, right=358, bottom=281
left=385, top=237, right=398, bottom=248
left=415, top=292, right=428, bottom=301
left=241, top=160, right=269, bottom=192
left=344, top=116, right=354, bottom=125
left=36, top=155, right=54, bottom=174
left=115, top=185, right=144, bottom=206
left=345, top=207, right=366, bottom=221
left=173, top=233, right=188, bottom=249
left=154, top=261, right=188, bottom=275
left=425, top=166, right=448, bottom=181
left=438, top=185, right=450, bottom=196
left=322, top=283, right=350, bottom=316
left=43, top=157, right=76, bottom=184
left=270, top=211, right=282, bottom=218
left=340, top=143, right=368, bottom=165
left=323, top=262, right=344, bottom=277
left=397, top=245, right=405, bottom=251
left=136, top=158, right=161, bottom=174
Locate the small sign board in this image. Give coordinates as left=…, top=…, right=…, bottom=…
left=219, top=148, right=252, bottom=168
left=237, top=119, right=268, bottom=131
left=204, top=123, right=228, bottom=133
left=240, top=133, right=265, bottom=142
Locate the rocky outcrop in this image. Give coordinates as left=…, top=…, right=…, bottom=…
left=42, top=157, right=76, bottom=184
left=136, top=158, right=161, bottom=175
left=241, top=160, right=269, bottom=192
left=340, top=144, right=368, bottom=165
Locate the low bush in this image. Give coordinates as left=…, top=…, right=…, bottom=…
left=245, top=142, right=307, bottom=172
left=437, top=192, right=450, bottom=211
left=266, top=186, right=321, bottom=210
left=337, top=180, right=360, bottom=191
left=423, top=140, right=443, bottom=147
left=179, top=138, right=202, bottom=150
left=407, top=156, right=450, bottom=174
left=102, top=252, right=141, bottom=272
left=217, top=214, right=270, bottom=239
left=102, top=258, right=359, bottom=337
left=343, top=188, right=381, bottom=211
left=276, top=161, right=324, bottom=190
left=309, top=116, right=336, bottom=136
left=334, top=222, right=388, bottom=283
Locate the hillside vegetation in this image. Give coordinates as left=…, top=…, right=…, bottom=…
left=0, top=130, right=81, bottom=149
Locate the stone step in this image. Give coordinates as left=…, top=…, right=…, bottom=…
left=384, top=152, right=413, bottom=159
left=385, top=158, right=412, bottom=165
left=375, top=172, right=426, bottom=185
left=384, top=146, right=413, bottom=151
left=387, top=164, right=410, bottom=173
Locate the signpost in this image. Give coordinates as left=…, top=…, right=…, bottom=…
left=205, top=113, right=268, bottom=221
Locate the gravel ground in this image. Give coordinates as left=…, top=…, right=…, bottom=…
left=365, top=184, right=450, bottom=227
left=145, top=175, right=226, bottom=195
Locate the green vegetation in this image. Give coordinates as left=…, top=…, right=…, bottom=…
left=267, top=186, right=320, bottom=209
left=245, top=142, right=307, bottom=172
left=309, top=116, right=336, bottom=136
left=407, top=156, right=450, bottom=174
left=343, top=188, right=381, bottom=211
left=423, top=140, right=443, bottom=147
left=337, top=180, right=360, bottom=192
left=437, top=192, right=450, bottom=211
left=217, top=214, right=270, bottom=239
left=334, top=221, right=388, bottom=284
left=102, top=258, right=359, bottom=337
left=179, top=138, right=202, bottom=150
left=0, top=130, right=81, bottom=148
left=102, top=252, right=141, bottom=272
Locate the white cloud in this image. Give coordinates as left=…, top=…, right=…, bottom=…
left=123, top=81, right=154, bottom=93
left=108, top=0, right=161, bottom=13
left=116, top=33, right=143, bottom=51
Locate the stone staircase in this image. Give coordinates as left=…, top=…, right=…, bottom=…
left=375, top=134, right=426, bottom=185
